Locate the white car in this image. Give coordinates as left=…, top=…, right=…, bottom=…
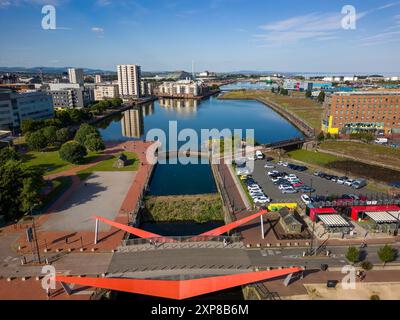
left=254, top=197, right=271, bottom=204
left=344, top=179, right=354, bottom=186
left=268, top=170, right=279, bottom=176
left=264, top=164, right=275, bottom=169
left=285, top=174, right=298, bottom=179
left=301, top=194, right=312, bottom=205
left=281, top=162, right=289, bottom=167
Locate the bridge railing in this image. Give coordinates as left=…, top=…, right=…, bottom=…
left=122, top=235, right=242, bottom=246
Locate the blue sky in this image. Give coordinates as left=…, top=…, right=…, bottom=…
left=0, top=0, right=400, bottom=73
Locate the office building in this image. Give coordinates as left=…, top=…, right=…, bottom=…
left=94, top=84, right=120, bottom=101
left=322, top=91, right=400, bottom=135
left=68, top=68, right=84, bottom=85
left=117, top=64, right=141, bottom=99
left=0, top=91, right=54, bottom=130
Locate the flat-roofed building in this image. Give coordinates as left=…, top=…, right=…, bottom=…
left=94, top=84, right=119, bottom=101
left=0, top=91, right=54, bottom=130
left=117, top=64, right=141, bottom=100
left=322, top=91, right=400, bottom=135
left=48, top=83, right=91, bottom=109
left=158, top=80, right=207, bottom=98
left=68, top=68, right=84, bottom=85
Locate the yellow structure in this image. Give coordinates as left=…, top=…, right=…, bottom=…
left=268, top=203, right=297, bottom=212
left=321, top=116, right=339, bottom=135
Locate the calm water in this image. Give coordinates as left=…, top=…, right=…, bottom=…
left=96, top=83, right=302, bottom=195
left=221, top=80, right=275, bottom=91
left=149, top=156, right=217, bottom=196
left=97, top=95, right=302, bottom=145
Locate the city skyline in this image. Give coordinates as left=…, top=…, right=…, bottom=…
left=0, top=0, right=400, bottom=73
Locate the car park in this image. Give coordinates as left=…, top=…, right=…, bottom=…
left=264, top=163, right=275, bottom=169
left=299, top=186, right=315, bottom=193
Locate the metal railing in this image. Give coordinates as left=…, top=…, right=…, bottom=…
left=122, top=235, right=242, bottom=247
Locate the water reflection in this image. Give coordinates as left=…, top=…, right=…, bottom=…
left=121, top=107, right=144, bottom=138
left=159, top=98, right=198, bottom=114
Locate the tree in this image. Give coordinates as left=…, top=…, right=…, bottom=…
left=84, top=133, right=105, bottom=152
left=42, top=126, right=58, bottom=147
left=317, top=91, right=326, bottom=103
left=26, top=130, right=48, bottom=151
left=377, top=245, right=396, bottom=265
left=21, top=119, right=45, bottom=135
left=59, top=141, right=87, bottom=164
left=271, top=87, right=275, bottom=94
left=0, top=147, right=20, bottom=162
left=305, top=90, right=312, bottom=98
left=74, top=124, right=100, bottom=145
left=56, top=128, right=72, bottom=144
left=20, top=177, right=42, bottom=212
left=361, top=261, right=373, bottom=271
left=55, top=110, right=72, bottom=127
left=317, top=131, right=325, bottom=142
left=0, top=161, right=24, bottom=220
left=346, top=246, right=360, bottom=264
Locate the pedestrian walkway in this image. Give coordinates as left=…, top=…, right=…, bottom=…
left=117, top=241, right=246, bottom=252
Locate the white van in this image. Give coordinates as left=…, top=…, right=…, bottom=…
left=375, top=137, right=388, bottom=144
left=255, top=150, right=264, bottom=160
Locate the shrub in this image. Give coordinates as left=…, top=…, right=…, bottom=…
left=0, top=147, right=20, bottom=162
left=59, top=141, right=87, bottom=164
left=42, top=126, right=57, bottom=146
left=370, top=295, right=380, bottom=300
left=361, top=261, right=373, bottom=271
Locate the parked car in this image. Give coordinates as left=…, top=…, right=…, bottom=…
left=330, top=176, right=339, bottom=182
left=337, top=177, right=348, bottom=184
left=344, top=179, right=354, bottom=187
left=352, top=179, right=367, bottom=189
left=268, top=170, right=279, bottom=176
left=299, top=186, right=315, bottom=193
left=282, top=187, right=297, bottom=194
left=264, top=163, right=275, bottom=169
left=301, top=194, right=312, bottom=205
left=265, top=157, right=274, bottom=162
left=254, top=196, right=271, bottom=204
left=256, top=150, right=264, bottom=160
left=297, top=166, right=308, bottom=172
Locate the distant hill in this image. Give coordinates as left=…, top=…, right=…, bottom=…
left=0, top=66, right=116, bottom=74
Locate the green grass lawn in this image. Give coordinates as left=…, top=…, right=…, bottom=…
left=77, top=151, right=139, bottom=179
left=21, top=150, right=100, bottom=176
left=287, top=149, right=342, bottom=167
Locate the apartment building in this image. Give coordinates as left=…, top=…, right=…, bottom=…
left=322, top=91, right=400, bottom=135
left=94, top=84, right=119, bottom=101
left=140, top=81, right=154, bottom=97
left=121, top=107, right=144, bottom=138
left=158, top=79, right=207, bottom=97
left=48, top=83, right=91, bottom=109
left=0, top=91, right=54, bottom=130
left=117, top=64, right=141, bottom=99
left=68, top=68, right=84, bottom=85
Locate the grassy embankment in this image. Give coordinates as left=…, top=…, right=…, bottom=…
left=319, top=141, right=400, bottom=170
left=143, top=194, right=224, bottom=223
left=220, top=90, right=324, bottom=131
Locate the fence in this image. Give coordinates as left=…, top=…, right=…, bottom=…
left=122, top=235, right=242, bottom=247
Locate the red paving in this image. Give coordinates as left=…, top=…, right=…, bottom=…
left=0, top=279, right=93, bottom=300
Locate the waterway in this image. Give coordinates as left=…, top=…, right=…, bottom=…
left=96, top=82, right=302, bottom=196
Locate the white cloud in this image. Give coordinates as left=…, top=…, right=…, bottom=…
left=255, top=11, right=367, bottom=47
left=91, top=27, right=104, bottom=33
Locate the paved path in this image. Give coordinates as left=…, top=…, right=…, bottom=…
left=41, top=172, right=135, bottom=232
